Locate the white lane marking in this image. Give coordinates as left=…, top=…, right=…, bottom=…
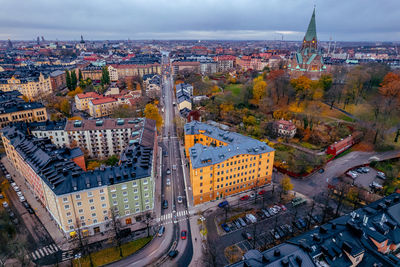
left=31, top=252, right=37, bottom=260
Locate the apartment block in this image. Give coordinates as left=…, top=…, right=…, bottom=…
left=88, top=97, right=119, bottom=118
left=184, top=121, right=274, bottom=205
left=0, top=90, right=47, bottom=128
left=30, top=118, right=146, bottom=158
left=0, top=73, right=53, bottom=101
left=1, top=118, right=157, bottom=237
left=75, top=92, right=102, bottom=111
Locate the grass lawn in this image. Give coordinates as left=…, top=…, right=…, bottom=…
left=225, top=84, right=242, bottom=96
left=73, top=236, right=152, bottom=267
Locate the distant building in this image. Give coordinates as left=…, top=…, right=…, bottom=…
left=172, top=61, right=200, bottom=76
left=0, top=73, right=52, bottom=101
left=287, top=8, right=326, bottom=79
left=143, top=74, right=161, bottom=98
left=0, top=90, right=47, bottom=128
left=50, top=70, right=66, bottom=91
left=176, top=83, right=193, bottom=114
left=273, top=119, right=296, bottom=138
left=213, top=55, right=235, bottom=72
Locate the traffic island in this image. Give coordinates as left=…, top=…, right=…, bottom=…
left=72, top=236, right=152, bottom=267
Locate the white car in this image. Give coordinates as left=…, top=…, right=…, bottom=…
left=2, top=201, right=9, bottom=208
left=177, top=196, right=183, bottom=203
left=245, top=214, right=257, bottom=223
left=17, top=192, right=23, bottom=197
left=166, top=178, right=171, bottom=186
left=18, top=195, right=25, bottom=202
left=346, top=171, right=358, bottom=179
left=13, top=186, right=20, bottom=192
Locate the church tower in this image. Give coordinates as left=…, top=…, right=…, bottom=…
left=288, top=8, right=326, bottom=79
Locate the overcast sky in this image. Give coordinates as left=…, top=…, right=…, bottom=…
left=0, top=0, right=399, bottom=41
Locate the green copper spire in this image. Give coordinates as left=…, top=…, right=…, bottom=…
left=304, top=8, right=317, bottom=42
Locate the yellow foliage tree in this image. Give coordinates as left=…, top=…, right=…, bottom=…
left=87, top=161, right=101, bottom=171
left=60, top=99, right=71, bottom=116
left=67, top=86, right=83, bottom=97
left=68, top=116, right=83, bottom=121
left=144, top=103, right=163, bottom=130
left=280, top=175, right=294, bottom=194
left=252, top=76, right=267, bottom=105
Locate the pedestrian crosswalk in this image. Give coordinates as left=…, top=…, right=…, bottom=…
left=156, top=210, right=189, bottom=223
left=61, top=250, right=74, bottom=261
left=31, top=244, right=59, bottom=261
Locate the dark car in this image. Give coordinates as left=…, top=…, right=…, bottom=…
left=221, top=223, right=231, bottom=233
left=22, top=201, right=31, bottom=209
left=294, top=220, right=303, bottom=229
left=242, top=216, right=251, bottom=225
left=276, top=227, right=286, bottom=238
left=270, top=229, right=280, bottom=239
left=181, top=230, right=187, bottom=240
left=298, top=218, right=307, bottom=228
left=242, top=232, right=252, bottom=240
left=311, top=215, right=321, bottom=224
left=256, top=211, right=266, bottom=220
left=162, top=200, right=168, bottom=209
left=218, top=201, right=229, bottom=208
left=168, top=250, right=179, bottom=259
left=318, top=168, right=325, bottom=173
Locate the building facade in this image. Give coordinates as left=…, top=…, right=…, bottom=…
left=1, top=118, right=157, bottom=237
left=184, top=121, right=275, bottom=205
left=75, top=92, right=102, bottom=111
left=0, top=90, right=47, bottom=128
left=0, top=73, right=53, bottom=100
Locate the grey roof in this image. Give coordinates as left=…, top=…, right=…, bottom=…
left=1, top=118, right=156, bottom=196
left=185, top=121, right=274, bottom=169
left=0, top=90, right=45, bottom=115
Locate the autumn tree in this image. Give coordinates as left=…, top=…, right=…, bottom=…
left=87, top=161, right=101, bottom=170
left=343, top=67, right=371, bottom=106
left=378, top=72, right=400, bottom=115
left=67, top=86, right=83, bottom=97
left=280, top=175, right=294, bottom=194
left=60, top=99, right=71, bottom=116
left=252, top=76, right=267, bottom=105
left=290, top=76, right=313, bottom=103
left=144, top=103, right=163, bottom=130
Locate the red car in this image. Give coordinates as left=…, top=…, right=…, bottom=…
left=181, top=230, right=187, bottom=240
left=279, top=204, right=287, bottom=211
left=240, top=195, right=249, bottom=201
left=258, top=190, right=266, bottom=195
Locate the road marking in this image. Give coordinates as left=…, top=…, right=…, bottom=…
left=39, top=248, right=45, bottom=257
left=31, top=252, right=37, bottom=260
left=42, top=247, right=49, bottom=255
left=35, top=251, right=41, bottom=258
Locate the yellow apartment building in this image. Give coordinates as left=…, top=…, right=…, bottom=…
left=184, top=121, right=275, bottom=205
left=75, top=92, right=102, bottom=111
left=0, top=73, right=53, bottom=100
left=88, top=97, right=119, bottom=118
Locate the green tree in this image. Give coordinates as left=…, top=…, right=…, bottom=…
left=106, top=155, right=119, bottom=166
left=280, top=175, right=294, bottom=194
left=65, top=70, right=71, bottom=90
left=78, top=69, right=83, bottom=81
left=70, top=70, right=78, bottom=90
left=101, top=66, right=110, bottom=87
left=319, top=74, right=333, bottom=91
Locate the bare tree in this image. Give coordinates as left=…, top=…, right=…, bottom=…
left=143, top=212, right=154, bottom=238
left=74, top=217, right=94, bottom=267
left=110, top=208, right=123, bottom=257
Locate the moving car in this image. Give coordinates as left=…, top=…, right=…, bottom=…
left=258, top=190, right=266, bottom=195
left=166, top=168, right=171, bottom=175
left=177, top=196, right=183, bottom=204
left=172, top=165, right=177, bottom=171
left=166, top=178, right=171, bottom=186
left=158, top=226, right=165, bottom=237
left=218, top=201, right=229, bottom=208
left=168, top=250, right=179, bottom=259
left=180, top=230, right=187, bottom=240
left=162, top=200, right=168, bottom=209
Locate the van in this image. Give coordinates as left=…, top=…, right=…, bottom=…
left=158, top=226, right=165, bottom=237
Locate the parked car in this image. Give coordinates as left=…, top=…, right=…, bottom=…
left=168, top=250, right=179, bottom=259
left=240, top=195, right=249, bottom=201
left=13, top=186, right=20, bottom=192
left=273, top=205, right=281, bottom=212
left=245, top=214, right=257, bottom=224
left=256, top=211, right=266, bottom=220
left=292, top=197, right=306, bottom=207
left=27, top=207, right=34, bottom=214
left=17, top=192, right=23, bottom=198
left=294, top=219, right=304, bottom=229
left=8, top=211, right=15, bottom=219
left=218, top=201, right=229, bottom=208
left=361, top=167, right=370, bottom=173
left=0, top=194, right=3, bottom=199
left=18, top=196, right=25, bottom=202
left=22, top=201, right=31, bottom=209
left=276, top=227, right=286, bottom=238
left=177, top=196, right=183, bottom=204
left=242, top=216, right=251, bottom=225
left=376, top=171, right=386, bottom=180
left=172, top=165, right=177, bottom=171
left=258, top=190, right=266, bottom=195
left=162, top=200, right=168, bottom=209
left=298, top=218, right=307, bottom=228
left=250, top=193, right=256, bottom=198
left=233, top=220, right=241, bottom=229
left=2, top=201, right=9, bottom=208
left=346, top=171, right=358, bottom=179
left=279, top=204, right=287, bottom=211
left=355, top=168, right=364, bottom=174
left=181, top=230, right=187, bottom=240
left=370, top=182, right=383, bottom=190
left=318, top=168, right=325, bottom=173
left=238, top=217, right=247, bottom=227
left=221, top=223, right=231, bottom=233
left=158, top=226, right=165, bottom=237
left=5, top=174, right=11, bottom=180
left=269, top=207, right=277, bottom=215
left=242, top=232, right=252, bottom=240
left=284, top=224, right=293, bottom=234
left=261, top=209, right=271, bottom=218
left=311, top=215, right=321, bottom=224
left=270, top=229, right=280, bottom=239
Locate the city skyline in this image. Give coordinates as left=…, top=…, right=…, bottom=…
left=0, top=0, right=399, bottom=41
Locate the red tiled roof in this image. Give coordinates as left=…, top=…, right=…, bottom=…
left=91, top=97, right=117, bottom=105
left=76, top=92, right=101, bottom=99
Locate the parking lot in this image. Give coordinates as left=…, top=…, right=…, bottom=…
left=347, top=166, right=386, bottom=190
